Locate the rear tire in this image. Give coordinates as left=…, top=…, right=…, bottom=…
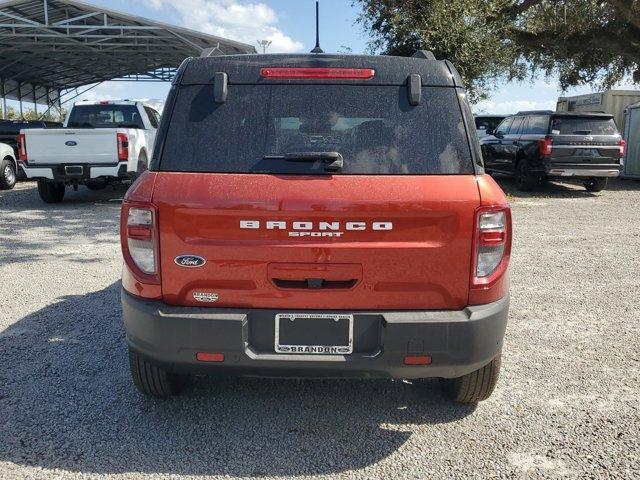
left=128, top=348, right=186, bottom=399
left=0, top=158, right=16, bottom=190
left=584, top=177, right=608, bottom=192
left=515, top=160, right=539, bottom=191
left=439, top=353, right=502, bottom=403
left=37, top=180, right=65, bottom=203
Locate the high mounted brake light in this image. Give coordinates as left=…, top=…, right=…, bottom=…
left=260, top=67, right=375, bottom=80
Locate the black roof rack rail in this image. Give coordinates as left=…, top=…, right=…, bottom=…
left=412, top=50, right=437, bottom=60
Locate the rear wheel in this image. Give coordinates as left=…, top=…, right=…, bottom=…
left=37, top=180, right=65, bottom=203
left=515, top=160, right=539, bottom=191
left=128, top=348, right=186, bottom=399
left=584, top=177, right=608, bottom=192
left=439, top=353, right=502, bottom=403
left=0, top=158, right=16, bottom=190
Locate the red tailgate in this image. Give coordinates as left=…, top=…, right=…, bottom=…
left=153, top=173, right=480, bottom=310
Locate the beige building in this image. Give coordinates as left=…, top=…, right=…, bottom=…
left=556, top=90, right=640, bottom=130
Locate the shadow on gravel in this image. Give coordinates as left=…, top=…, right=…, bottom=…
left=0, top=282, right=475, bottom=477
left=0, top=184, right=126, bottom=265
left=493, top=175, right=640, bottom=199
left=605, top=177, right=640, bottom=191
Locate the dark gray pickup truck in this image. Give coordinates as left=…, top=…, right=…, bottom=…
left=481, top=111, right=624, bottom=191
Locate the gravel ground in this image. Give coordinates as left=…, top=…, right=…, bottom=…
left=0, top=178, right=639, bottom=479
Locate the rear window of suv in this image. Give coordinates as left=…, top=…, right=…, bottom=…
left=159, top=85, right=474, bottom=175
left=551, top=116, right=618, bottom=135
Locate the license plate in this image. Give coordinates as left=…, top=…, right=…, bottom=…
left=578, top=148, right=599, bottom=157
left=64, top=165, right=83, bottom=176
left=275, top=313, right=354, bottom=355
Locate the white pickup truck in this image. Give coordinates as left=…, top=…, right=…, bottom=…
left=18, top=100, right=161, bottom=203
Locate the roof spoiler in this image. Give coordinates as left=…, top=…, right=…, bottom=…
left=412, top=50, right=436, bottom=60
left=515, top=110, right=554, bottom=115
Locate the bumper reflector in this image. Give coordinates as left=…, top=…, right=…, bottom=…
left=404, top=355, right=432, bottom=366
left=196, top=352, right=225, bottom=363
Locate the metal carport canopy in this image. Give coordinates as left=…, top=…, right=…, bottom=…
left=0, top=0, right=256, bottom=113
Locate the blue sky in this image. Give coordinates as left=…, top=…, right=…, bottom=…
left=10, top=0, right=637, bottom=114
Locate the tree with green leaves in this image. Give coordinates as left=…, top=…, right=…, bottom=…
left=355, top=0, right=640, bottom=103
left=1, top=106, right=66, bottom=123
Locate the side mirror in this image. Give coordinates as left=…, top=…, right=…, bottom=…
left=486, top=129, right=494, bottom=136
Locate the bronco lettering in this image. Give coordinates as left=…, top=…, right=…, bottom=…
left=240, top=220, right=393, bottom=231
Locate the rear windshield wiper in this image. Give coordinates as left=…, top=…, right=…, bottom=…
left=264, top=152, right=344, bottom=171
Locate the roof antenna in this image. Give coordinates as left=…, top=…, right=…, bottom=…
left=310, top=1, right=324, bottom=54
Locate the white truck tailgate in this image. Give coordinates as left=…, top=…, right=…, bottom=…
left=25, top=129, right=118, bottom=165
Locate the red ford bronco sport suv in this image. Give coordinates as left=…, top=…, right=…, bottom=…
left=121, top=52, right=512, bottom=403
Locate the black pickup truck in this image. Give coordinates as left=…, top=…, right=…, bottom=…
left=480, top=111, right=624, bottom=192
left=0, top=120, right=62, bottom=180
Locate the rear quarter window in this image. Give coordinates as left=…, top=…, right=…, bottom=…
left=475, top=117, right=504, bottom=132
left=159, top=84, right=474, bottom=175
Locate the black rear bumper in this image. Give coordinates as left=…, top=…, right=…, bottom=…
left=122, top=289, right=509, bottom=379
left=544, top=162, right=621, bottom=178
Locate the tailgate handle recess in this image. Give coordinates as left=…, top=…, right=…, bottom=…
left=273, top=278, right=358, bottom=290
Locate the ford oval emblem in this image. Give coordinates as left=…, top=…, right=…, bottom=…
left=174, top=255, right=206, bottom=268
left=65, top=141, right=78, bottom=146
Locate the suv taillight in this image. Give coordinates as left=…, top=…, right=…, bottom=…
left=538, top=137, right=553, bottom=156
left=117, top=133, right=129, bottom=162
left=121, top=204, right=159, bottom=283
left=17, top=133, right=27, bottom=162
left=471, top=207, right=511, bottom=287
left=619, top=139, right=627, bottom=158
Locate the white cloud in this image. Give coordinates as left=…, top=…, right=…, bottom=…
left=73, top=82, right=127, bottom=103
left=145, top=0, right=304, bottom=53
left=65, top=82, right=165, bottom=112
